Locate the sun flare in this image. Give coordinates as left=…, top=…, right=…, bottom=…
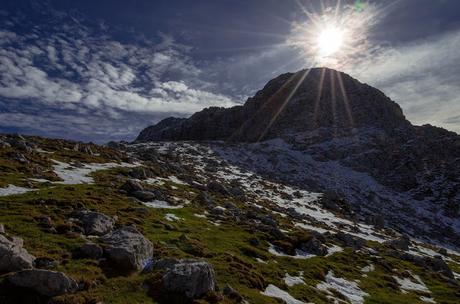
left=287, top=2, right=380, bottom=67
left=317, top=26, right=344, bottom=57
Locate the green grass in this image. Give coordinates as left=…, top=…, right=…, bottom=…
left=1, top=136, right=459, bottom=303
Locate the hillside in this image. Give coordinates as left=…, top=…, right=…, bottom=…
left=0, top=132, right=459, bottom=303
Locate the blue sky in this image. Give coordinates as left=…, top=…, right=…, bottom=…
left=0, top=0, right=459, bottom=142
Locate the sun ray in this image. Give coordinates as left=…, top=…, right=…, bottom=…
left=329, top=69, right=338, bottom=137
left=336, top=70, right=355, bottom=128
left=313, top=67, right=326, bottom=127
left=257, top=68, right=313, bottom=142
left=227, top=73, right=300, bottom=142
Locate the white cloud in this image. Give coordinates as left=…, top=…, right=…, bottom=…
left=347, top=30, right=460, bottom=133
left=0, top=21, right=237, bottom=119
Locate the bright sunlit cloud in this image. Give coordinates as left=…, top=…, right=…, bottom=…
left=287, top=2, right=383, bottom=68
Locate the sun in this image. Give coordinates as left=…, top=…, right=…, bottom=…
left=317, top=26, right=344, bottom=57
left=287, top=2, right=380, bottom=67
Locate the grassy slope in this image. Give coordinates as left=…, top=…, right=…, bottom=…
left=0, top=136, right=459, bottom=304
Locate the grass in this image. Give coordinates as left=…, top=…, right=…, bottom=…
left=0, top=135, right=459, bottom=303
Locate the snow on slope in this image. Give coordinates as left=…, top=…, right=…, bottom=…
left=129, top=141, right=460, bottom=257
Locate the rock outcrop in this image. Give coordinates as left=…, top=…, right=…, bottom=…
left=154, top=258, right=217, bottom=298
left=7, top=269, right=78, bottom=297
left=72, top=210, right=115, bottom=236
left=0, top=234, right=35, bottom=273
left=101, top=226, right=153, bottom=272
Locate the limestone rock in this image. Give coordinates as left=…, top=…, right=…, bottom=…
left=7, top=269, right=78, bottom=297
left=0, top=234, right=35, bottom=273
left=72, top=210, right=115, bottom=236
left=155, top=258, right=217, bottom=298
left=101, top=226, right=153, bottom=272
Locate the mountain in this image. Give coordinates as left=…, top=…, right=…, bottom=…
left=137, top=68, right=460, bottom=249
left=0, top=69, right=459, bottom=303
left=136, top=68, right=409, bottom=142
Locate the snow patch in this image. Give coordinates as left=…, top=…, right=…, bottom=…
left=261, top=284, right=306, bottom=304
left=29, top=178, right=52, bottom=183
left=326, top=244, right=344, bottom=256
left=165, top=213, right=181, bottom=221
left=0, top=184, right=34, bottom=196
left=420, top=296, right=436, bottom=303
left=361, top=264, right=375, bottom=273
left=268, top=243, right=315, bottom=259
left=52, top=160, right=137, bottom=184
left=35, top=148, right=53, bottom=154
left=393, top=272, right=430, bottom=293
left=316, top=271, right=368, bottom=304
left=284, top=272, right=305, bottom=287
left=143, top=200, right=184, bottom=209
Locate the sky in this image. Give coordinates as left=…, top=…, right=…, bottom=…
left=0, top=0, right=459, bottom=142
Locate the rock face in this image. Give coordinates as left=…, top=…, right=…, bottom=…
left=101, top=226, right=153, bottom=272
left=136, top=68, right=408, bottom=142
left=0, top=234, right=35, bottom=273
left=155, top=259, right=217, bottom=298
left=7, top=269, right=78, bottom=297
left=72, top=210, right=115, bottom=235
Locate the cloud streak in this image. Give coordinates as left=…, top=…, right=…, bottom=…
left=348, top=29, right=460, bottom=133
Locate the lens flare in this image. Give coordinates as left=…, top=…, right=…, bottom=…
left=317, top=26, right=344, bottom=57
left=287, top=2, right=381, bottom=68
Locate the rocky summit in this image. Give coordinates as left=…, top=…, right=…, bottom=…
left=136, top=68, right=409, bottom=142
left=0, top=69, right=459, bottom=304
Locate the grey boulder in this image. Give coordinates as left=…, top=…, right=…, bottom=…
left=155, top=259, right=217, bottom=298
left=386, top=235, right=411, bottom=251
left=299, top=237, right=328, bottom=256
left=0, top=234, right=35, bottom=273
left=120, top=179, right=144, bottom=193
left=7, top=269, right=78, bottom=297
left=75, top=242, right=103, bottom=260
left=101, top=226, right=153, bottom=272
left=132, top=190, right=156, bottom=202
left=72, top=210, right=115, bottom=235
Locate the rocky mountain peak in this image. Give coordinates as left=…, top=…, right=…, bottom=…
left=136, top=68, right=410, bottom=142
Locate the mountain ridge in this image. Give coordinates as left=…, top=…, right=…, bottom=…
left=136, top=68, right=412, bottom=143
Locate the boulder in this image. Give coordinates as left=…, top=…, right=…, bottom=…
left=34, top=257, right=58, bottom=269
left=334, top=232, right=365, bottom=250
left=128, top=167, right=156, bottom=180
left=7, top=269, right=78, bottom=297
left=72, top=210, right=115, bottom=235
left=75, top=243, right=103, bottom=260
left=386, top=235, right=410, bottom=251
left=120, top=180, right=144, bottom=193
left=0, top=234, right=35, bottom=273
left=223, top=284, right=244, bottom=302
left=101, top=226, right=153, bottom=272
left=155, top=259, right=217, bottom=298
left=207, top=181, right=229, bottom=195
left=428, top=256, right=455, bottom=279
left=196, top=191, right=214, bottom=207
left=132, top=190, right=156, bottom=202
left=299, top=237, right=328, bottom=256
